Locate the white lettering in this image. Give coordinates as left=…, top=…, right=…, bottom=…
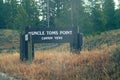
left=28, top=31, right=45, bottom=35
left=41, top=37, right=53, bottom=40
left=59, top=31, right=72, bottom=35
left=46, top=31, right=58, bottom=35
left=54, top=36, right=63, bottom=40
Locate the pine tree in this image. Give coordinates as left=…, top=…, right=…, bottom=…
left=22, top=0, right=40, bottom=27
left=0, top=0, right=5, bottom=28
left=91, top=0, right=107, bottom=32
left=103, top=0, right=116, bottom=30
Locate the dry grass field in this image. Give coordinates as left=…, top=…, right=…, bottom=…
left=0, top=44, right=120, bottom=80
left=0, top=29, right=120, bottom=80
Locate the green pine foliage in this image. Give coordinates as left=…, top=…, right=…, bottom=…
left=0, top=0, right=120, bottom=35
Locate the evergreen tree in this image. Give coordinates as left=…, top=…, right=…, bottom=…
left=13, top=5, right=29, bottom=31
left=22, top=0, right=40, bottom=27
left=72, top=0, right=85, bottom=28
left=114, top=0, right=120, bottom=29
left=115, top=9, right=120, bottom=29
left=91, top=0, right=106, bottom=32
left=55, top=0, right=71, bottom=27
left=0, top=0, right=5, bottom=28
left=83, top=0, right=106, bottom=34
left=3, top=0, right=19, bottom=29
left=103, top=0, right=116, bottom=30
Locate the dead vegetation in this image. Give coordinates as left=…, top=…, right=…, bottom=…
left=0, top=44, right=120, bottom=80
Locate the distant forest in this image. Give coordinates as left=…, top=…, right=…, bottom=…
left=0, top=0, right=120, bottom=35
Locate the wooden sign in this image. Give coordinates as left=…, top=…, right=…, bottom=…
left=25, top=27, right=77, bottom=43
left=20, top=27, right=82, bottom=62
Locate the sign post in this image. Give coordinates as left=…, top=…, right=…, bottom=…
left=20, top=27, right=83, bottom=62
left=27, top=34, right=33, bottom=63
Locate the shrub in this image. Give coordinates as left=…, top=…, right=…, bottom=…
left=111, top=45, right=120, bottom=63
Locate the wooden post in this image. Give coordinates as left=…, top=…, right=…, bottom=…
left=20, top=33, right=26, bottom=61
left=20, top=34, right=24, bottom=61
left=32, top=44, right=34, bottom=59
left=70, top=33, right=83, bottom=54
left=25, top=34, right=28, bottom=60
left=70, top=27, right=78, bottom=53
left=27, top=34, right=33, bottom=64
left=78, top=33, right=83, bottom=51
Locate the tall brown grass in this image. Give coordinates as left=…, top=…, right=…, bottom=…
left=0, top=44, right=119, bottom=80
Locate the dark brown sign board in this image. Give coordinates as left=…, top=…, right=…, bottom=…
left=25, top=27, right=77, bottom=43
left=20, top=27, right=82, bottom=62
